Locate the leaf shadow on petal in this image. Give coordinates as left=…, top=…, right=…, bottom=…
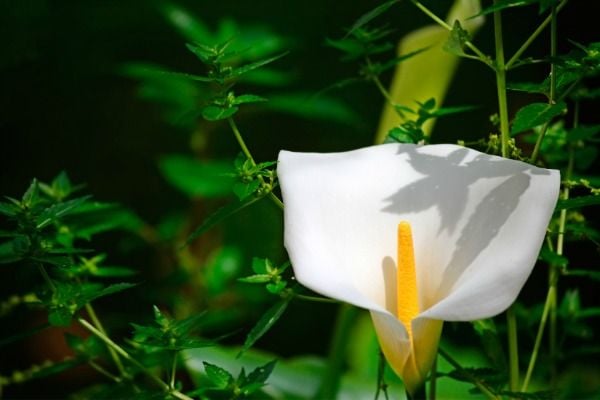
left=382, top=146, right=549, bottom=234
left=382, top=145, right=550, bottom=300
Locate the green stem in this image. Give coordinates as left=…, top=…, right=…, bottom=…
left=374, top=350, right=389, bottom=400
left=506, top=306, right=520, bottom=391
left=227, top=117, right=284, bottom=211
left=37, top=263, right=56, bottom=292
left=521, top=286, right=555, bottom=391
left=438, top=348, right=500, bottom=400
left=89, top=360, right=121, bottom=383
left=409, top=0, right=491, bottom=66
left=170, top=351, right=178, bottom=390
left=429, top=356, right=437, bottom=400
left=493, top=1, right=510, bottom=159
left=530, top=5, right=559, bottom=164
left=317, top=304, right=359, bottom=399
left=78, top=318, right=194, bottom=400
left=84, top=303, right=127, bottom=377
left=505, top=0, right=568, bottom=69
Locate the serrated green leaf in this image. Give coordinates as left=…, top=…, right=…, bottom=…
left=232, top=94, right=268, bottom=105
left=36, top=196, right=92, bottom=229
left=472, top=0, right=539, bottom=17
left=240, top=360, right=277, bottom=394
left=443, top=20, right=471, bottom=57
left=239, top=299, right=290, bottom=357
left=203, top=362, right=234, bottom=389
left=238, top=274, right=272, bottom=284
left=159, top=155, right=234, bottom=198
left=233, top=180, right=260, bottom=201
left=185, top=195, right=263, bottom=246
left=507, top=81, right=548, bottom=96
left=511, top=101, right=566, bottom=135
left=0, top=201, right=19, bottom=217
left=556, top=195, right=600, bottom=210
left=201, top=105, right=238, bottom=121
left=0, top=238, right=26, bottom=264
left=346, top=0, right=399, bottom=37
left=227, top=52, right=288, bottom=79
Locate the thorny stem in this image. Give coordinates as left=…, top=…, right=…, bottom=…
left=505, top=0, right=568, bottom=69
left=78, top=318, right=194, bottom=400
left=438, top=348, right=500, bottom=400
left=493, top=1, right=510, bottom=159
left=409, top=0, right=491, bottom=67
left=227, top=117, right=285, bottom=211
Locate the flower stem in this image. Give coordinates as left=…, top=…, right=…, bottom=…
left=78, top=318, right=194, bottom=400
left=428, top=356, right=437, bottom=400
left=374, top=350, right=389, bottom=400
left=492, top=1, right=510, bottom=159
left=438, top=348, right=500, bottom=400
left=227, top=117, right=284, bottom=211
left=506, top=306, right=520, bottom=391
left=317, top=304, right=359, bottom=399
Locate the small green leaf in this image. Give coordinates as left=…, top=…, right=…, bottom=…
left=539, top=247, right=568, bottom=268
left=233, top=180, right=260, bottom=201
left=232, top=94, right=268, bottom=105
left=91, top=266, right=137, bottom=278
left=511, top=101, right=567, bottom=135
left=266, top=281, right=287, bottom=294
left=346, top=0, right=399, bottom=37
left=0, top=201, right=19, bottom=217
left=203, top=362, right=234, bottom=389
left=238, top=274, right=272, bottom=284
left=239, top=299, right=290, bottom=357
left=201, top=105, right=239, bottom=121
left=443, top=20, right=471, bottom=57
left=556, top=195, right=600, bottom=210
left=227, top=52, right=288, bottom=79
left=36, top=196, right=92, bottom=229
left=472, top=0, right=539, bottom=17
left=240, top=360, right=277, bottom=394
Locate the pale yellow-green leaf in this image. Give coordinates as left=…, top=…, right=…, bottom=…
left=375, top=0, right=484, bottom=144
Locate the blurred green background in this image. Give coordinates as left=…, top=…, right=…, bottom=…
left=1, top=0, right=598, bottom=398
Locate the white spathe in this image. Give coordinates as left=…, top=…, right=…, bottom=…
left=277, top=143, right=560, bottom=393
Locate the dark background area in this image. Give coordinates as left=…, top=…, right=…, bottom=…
left=0, top=0, right=598, bottom=398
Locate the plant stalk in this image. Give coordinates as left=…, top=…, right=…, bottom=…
left=506, top=306, right=520, bottom=391
left=438, top=348, right=500, bottom=400
left=79, top=318, right=194, bottom=400
left=493, top=2, right=510, bottom=159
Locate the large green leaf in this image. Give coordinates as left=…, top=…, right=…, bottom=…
left=511, top=101, right=566, bottom=135
left=159, top=155, right=234, bottom=198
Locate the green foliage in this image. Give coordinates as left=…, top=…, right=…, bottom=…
left=194, top=360, right=276, bottom=399
left=385, top=98, right=476, bottom=143
left=511, top=102, right=567, bottom=135
left=239, top=299, right=290, bottom=357
left=239, top=258, right=290, bottom=295
left=132, top=306, right=213, bottom=351
left=443, top=21, right=471, bottom=57
left=159, top=155, right=234, bottom=198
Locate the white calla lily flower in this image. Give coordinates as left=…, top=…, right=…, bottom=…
left=277, top=143, right=560, bottom=394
